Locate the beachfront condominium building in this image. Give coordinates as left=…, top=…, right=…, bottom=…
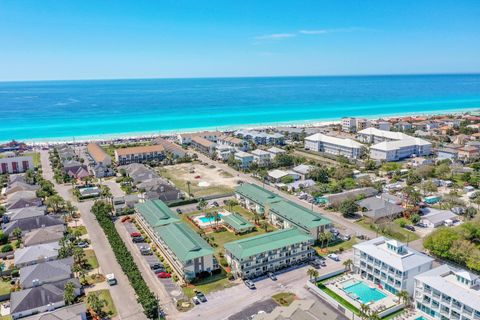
left=341, top=117, right=357, bottom=132
left=235, top=183, right=332, bottom=239
left=353, top=237, right=433, bottom=295
left=177, top=131, right=221, bottom=145
left=114, top=145, right=165, bottom=165
left=414, top=265, right=480, bottom=320
left=304, top=133, right=364, bottom=159
left=235, top=129, right=285, bottom=146
left=358, top=127, right=432, bottom=161
left=0, top=155, right=34, bottom=174
left=224, top=228, right=314, bottom=279
left=86, top=143, right=112, bottom=166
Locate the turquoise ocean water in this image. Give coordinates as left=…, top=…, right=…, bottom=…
left=1, top=74, right=480, bottom=142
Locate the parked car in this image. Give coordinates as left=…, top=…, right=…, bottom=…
left=310, top=259, right=323, bottom=269
left=192, top=297, right=200, bottom=305
left=416, top=222, right=428, bottom=228
left=132, top=236, right=145, bottom=243
left=268, top=272, right=277, bottom=281
left=213, top=201, right=219, bottom=207
left=149, top=263, right=164, bottom=270
left=341, top=234, right=351, bottom=241
left=153, top=267, right=167, bottom=274
left=140, top=246, right=153, bottom=255
left=404, top=225, right=416, bottom=231
left=77, top=242, right=89, bottom=248
left=130, top=232, right=141, bottom=238
left=157, top=272, right=171, bottom=278
left=176, top=208, right=182, bottom=214
left=195, top=290, right=207, bottom=302
left=244, top=279, right=256, bottom=289
left=327, top=253, right=340, bottom=261
left=106, top=273, right=117, bottom=286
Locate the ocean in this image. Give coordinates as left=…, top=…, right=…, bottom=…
left=1, top=74, right=480, bottom=142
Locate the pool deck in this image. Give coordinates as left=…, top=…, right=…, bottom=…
left=325, top=273, right=399, bottom=313
left=193, top=209, right=232, bottom=228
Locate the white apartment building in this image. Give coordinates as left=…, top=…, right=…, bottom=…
left=414, top=265, right=480, bottom=320
left=224, top=228, right=315, bottom=279
left=0, top=155, right=34, bottom=174
left=304, top=133, right=364, bottom=159
left=341, top=117, right=357, bottom=133
left=234, top=151, right=254, bottom=169
left=250, top=149, right=271, bottom=166
left=353, top=237, right=433, bottom=295
left=358, top=127, right=432, bottom=161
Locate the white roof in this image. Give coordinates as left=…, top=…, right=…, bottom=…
left=371, top=137, right=431, bottom=151
left=268, top=169, right=289, bottom=179
left=267, top=147, right=285, bottom=154
left=234, top=151, right=253, bottom=158
left=421, top=208, right=458, bottom=224
left=292, top=164, right=314, bottom=175
left=415, top=265, right=480, bottom=311
left=305, top=133, right=363, bottom=148
left=358, top=127, right=408, bottom=140
left=353, top=236, right=433, bottom=272
left=250, top=149, right=271, bottom=156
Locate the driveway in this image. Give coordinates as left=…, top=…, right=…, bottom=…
left=39, top=150, right=147, bottom=320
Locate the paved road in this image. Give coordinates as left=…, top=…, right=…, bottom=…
left=191, top=151, right=378, bottom=239
left=40, top=150, right=147, bottom=320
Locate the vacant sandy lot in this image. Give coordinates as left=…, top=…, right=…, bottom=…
left=158, top=162, right=241, bottom=197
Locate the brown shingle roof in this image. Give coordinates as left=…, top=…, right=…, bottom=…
left=115, top=145, right=164, bottom=156
left=87, top=143, right=110, bottom=163
left=191, top=136, right=215, bottom=147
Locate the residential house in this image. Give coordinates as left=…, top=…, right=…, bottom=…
left=371, top=120, right=391, bottom=131
left=6, top=198, right=43, bottom=211
left=21, top=303, right=87, bottom=320
left=5, top=206, right=46, bottom=222
left=114, top=145, right=165, bottom=165
left=322, top=187, right=378, bottom=206
left=0, top=155, right=34, bottom=174
left=353, top=237, right=434, bottom=294
left=14, top=242, right=60, bottom=267
left=250, top=149, right=272, bottom=166
left=225, top=228, right=314, bottom=279
left=10, top=279, right=81, bottom=319
left=457, top=146, right=479, bottom=160
left=304, top=133, right=364, bottom=159
left=291, top=164, right=314, bottom=179
left=215, top=145, right=236, bottom=162
left=6, top=191, right=40, bottom=206
left=154, top=137, right=187, bottom=158
left=5, top=182, right=39, bottom=196
left=91, top=163, right=114, bottom=178
left=267, top=169, right=300, bottom=183
left=235, top=130, right=284, bottom=145
left=252, top=299, right=344, bottom=320
left=62, top=160, right=89, bottom=180
left=23, top=225, right=65, bottom=247
left=86, top=143, right=111, bottom=166
left=419, top=208, right=459, bottom=228
left=414, top=265, right=480, bottom=320
left=112, top=194, right=139, bottom=215
left=288, top=179, right=316, bottom=192
left=3, top=215, right=64, bottom=236
left=395, top=122, right=412, bottom=131
left=265, top=147, right=286, bottom=159
left=20, top=257, right=73, bottom=288
left=437, top=148, right=459, bottom=161
left=356, top=195, right=403, bottom=221
left=217, top=135, right=248, bottom=151
left=234, top=151, right=254, bottom=169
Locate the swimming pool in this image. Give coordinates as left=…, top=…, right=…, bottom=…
left=199, top=214, right=223, bottom=223
left=343, top=281, right=387, bottom=304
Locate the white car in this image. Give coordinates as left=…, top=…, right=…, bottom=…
left=327, top=253, right=340, bottom=261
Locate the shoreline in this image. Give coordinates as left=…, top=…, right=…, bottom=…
left=10, top=106, right=480, bottom=146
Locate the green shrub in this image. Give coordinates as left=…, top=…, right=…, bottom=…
left=1, top=244, right=13, bottom=253
left=219, top=257, right=228, bottom=267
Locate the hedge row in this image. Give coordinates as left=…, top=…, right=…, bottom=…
left=91, top=201, right=159, bottom=319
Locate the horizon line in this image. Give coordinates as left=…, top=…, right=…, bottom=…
left=1, top=71, right=480, bottom=84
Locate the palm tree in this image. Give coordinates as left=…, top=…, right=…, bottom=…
left=324, top=231, right=334, bottom=248
left=213, top=211, right=221, bottom=229
left=226, top=199, right=239, bottom=212
left=64, top=281, right=76, bottom=305
left=205, top=211, right=214, bottom=228
left=307, top=268, right=319, bottom=280
left=343, top=259, right=354, bottom=273
left=198, top=198, right=208, bottom=211
left=87, top=293, right=106, bottom=319
left=396, top=290, right=410, bottom=307
left=359, top=303, right=371, bottom=320
left=64, top=201, right=77, bottom=223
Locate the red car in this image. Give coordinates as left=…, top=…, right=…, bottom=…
left=130, top=232, right=141, bottom=238
left=157, top=272, right=171, bottom=278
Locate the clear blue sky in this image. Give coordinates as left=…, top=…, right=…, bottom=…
left=1, top=0, right=479, bottom=81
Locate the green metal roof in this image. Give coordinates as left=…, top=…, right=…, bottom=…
left=222, top=213, right=254, bottom=231
left=154, top=222, right=214, bottom=262
left=135, top=199, right=180, bottom=227
left=235, top=183, right=282, bottom=205
left=269, top=200, right=331, bottom=230
left=224, top=228, right=313, bottom=260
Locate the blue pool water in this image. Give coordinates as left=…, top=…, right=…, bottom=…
left=1, top=74, right=480, bottom=142
left=343, top=281, right=387, bottom=304
left=415, top=317, right=428, bottom=320
left=199, top=214, right=223, bottom=223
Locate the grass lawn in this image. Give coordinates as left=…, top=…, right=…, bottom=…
left=0, top=315, right=12, bottom=320
left=272, top=292, right=296, bottom=306
left=68, top=225, right=88, bottom=236
left=0, top=280, right=11, bottom=296
left=87, top=289, right=117, bottom=317
left=314, top=238, right=357, bottom=256
left=84, top=249, right=99, bottom=269
left=23, top=152, right=41, bottom=168
left=85, top=273, right=106, bottom=285
left=183, top=270, right=237, bottom=298
left=357, top=219, right=419, bottom=242
left=317, top=282, right=360, bottom=315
